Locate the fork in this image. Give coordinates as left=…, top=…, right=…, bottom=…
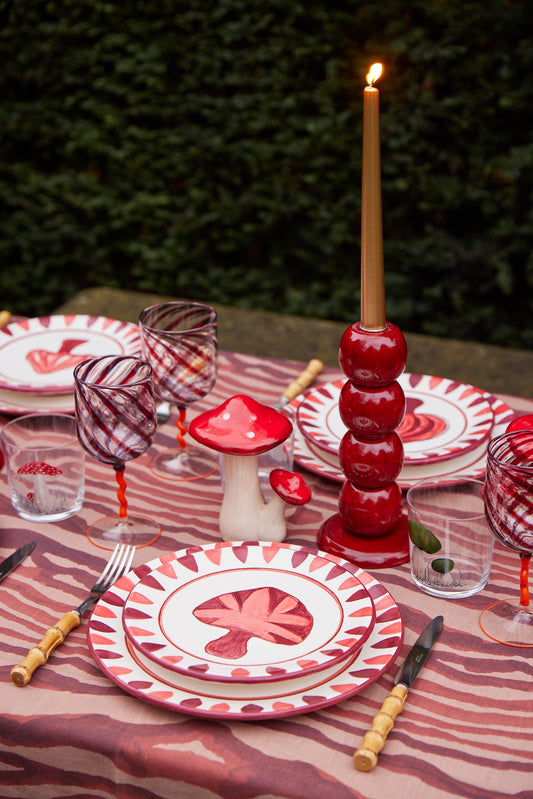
left=11, top=544, right=135, bottom=686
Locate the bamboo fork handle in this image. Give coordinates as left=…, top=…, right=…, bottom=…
left=0, top=310, right=12, bottom=328
left=281, top=359, right=324, bottom=402
left=11, top=610, right=81, bottom=686
left=353, top=684, right=408, bottom=771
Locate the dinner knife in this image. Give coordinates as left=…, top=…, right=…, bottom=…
left=0, top=542, right=36, bottom=583
left=274, top=359, right=324, bottom=409
left=353, top=614, right=444, bottom=771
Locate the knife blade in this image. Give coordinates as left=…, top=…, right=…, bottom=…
left=274, top=358, right=324, bottom=409
left=0, top=542, right=36, bottom=583
left=353, top=615, right=444, bottom=771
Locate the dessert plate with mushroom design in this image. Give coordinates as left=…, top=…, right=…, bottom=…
left=88, top=542, right=402, bottom=720
left=292, top=376, right=515, bottom=488
left=0, top=315, right=141, bottom=394
left=297, top=374, right=494, bottom=466
left=120, top=541, right=376, bottom=683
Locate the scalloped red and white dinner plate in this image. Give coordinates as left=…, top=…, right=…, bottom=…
left=88, top=542, right=403, bottom=720
left=0, top=315, right=141, bottom=394
left=297, top=374, right=495, bottom=466
left=293, top=377, right=515, bottom=488
left=121, top=540, right=376, bottom=683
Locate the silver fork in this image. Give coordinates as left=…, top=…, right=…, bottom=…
left=11, top=544, right=135, bottom=686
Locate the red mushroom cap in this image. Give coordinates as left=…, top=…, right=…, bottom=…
left=269, top=469, right=311, bottom=505
left=507, top=414, right=533, bottom=434
left=17, top=461, right=62, bottom=476
left=189, top=395, right=292, bottom=456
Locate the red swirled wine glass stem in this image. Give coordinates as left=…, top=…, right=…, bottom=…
left=114, top=465, right=128, bottom=520
left=176, top=408, right=187, bottom=451
left=519, top=553, right=531, bottom=608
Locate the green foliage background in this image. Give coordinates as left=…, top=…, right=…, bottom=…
left=1, top=0, right=532, bottom=348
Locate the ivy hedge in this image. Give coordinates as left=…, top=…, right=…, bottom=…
left=1, top=0, right=532, bottom=348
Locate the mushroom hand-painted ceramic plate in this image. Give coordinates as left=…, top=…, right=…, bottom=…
left=297, top=374, right=494, bottom=466
left=121, top=540, right=375, bottom=683
left=0, top=315, right=141, bottom=393
left=88, top=541, right=403, bottom=721
left=292, top=390, right=514, bottom=489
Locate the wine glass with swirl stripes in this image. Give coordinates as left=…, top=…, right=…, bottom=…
left=74, top=355, right=160, bottom=549
left=480, top=429, right=533, bottom=646
left=139, top=301, right=218, bottom=480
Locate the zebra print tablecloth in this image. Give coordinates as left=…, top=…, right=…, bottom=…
left=1, top=350, right=532, bottom=799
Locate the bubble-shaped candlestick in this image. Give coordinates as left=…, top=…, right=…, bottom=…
left=318, top=322, right=409, bottom=567
left=318, top=63, right=409, bottom=567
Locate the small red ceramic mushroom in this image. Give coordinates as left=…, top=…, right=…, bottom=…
left=270, top=469, right=311, bottom=506
left=17, top=461, right=62, bottom=513
left=506, top=415, right=533, bottom=460
left=507, top=415, right=533, bottom=434
left=189, top=395, right=310, bottom=542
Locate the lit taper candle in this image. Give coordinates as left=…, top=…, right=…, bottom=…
left=361, top=63, right=386, bottom=331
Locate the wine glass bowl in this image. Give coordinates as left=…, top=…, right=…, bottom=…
left=74, top=354, right=161, bottom=549
left=139, top=302, right=218, bottom=480
left=480, top=429, right=533, bottom=646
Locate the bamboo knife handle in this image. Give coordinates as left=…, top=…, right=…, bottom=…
left=11, top=610, right=81, bottom=686
left=353, top=684, right=408, bottom=771
left=0, top=310, right=12, bottom=328
left=281, top=358, right=324, bottom=402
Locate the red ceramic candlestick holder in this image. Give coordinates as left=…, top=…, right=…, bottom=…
left=318, top=321, right=410, bottom=568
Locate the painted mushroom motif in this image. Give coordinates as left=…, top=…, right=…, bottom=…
left=17, top=461, right=62, bottom=513
left=189, top=394, right=311, bottom=542
left=193, top=585, right=314, bottom=659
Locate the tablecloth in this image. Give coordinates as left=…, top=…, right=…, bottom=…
left=1, top=350, right=532, bottom=799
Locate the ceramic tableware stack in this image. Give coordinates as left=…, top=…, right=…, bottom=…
left=292, top=373, right=515, bottom=488
left=87, top=540, right=404, bottom=720
left=0, top=315, right=142, bottom=415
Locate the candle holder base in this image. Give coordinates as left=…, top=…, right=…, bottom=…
left=318, top=512, right=409, bottom=569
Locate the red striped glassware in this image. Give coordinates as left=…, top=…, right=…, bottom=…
left=139, top=302, right=218, bottom=480
left=480, top=429, right=533, bottom=647
left=74, top=355, right=160, bottom=549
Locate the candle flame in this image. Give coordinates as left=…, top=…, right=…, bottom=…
left=366, top=63, right=383, bottom=86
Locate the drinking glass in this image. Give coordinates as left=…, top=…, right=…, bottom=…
left=480, top=429, right=533, bottom=646
left=407, top=478, right=493, bottom=599
left=139, top=301, right=218, bottom=480
left=74, top=354, right=161, bottom=549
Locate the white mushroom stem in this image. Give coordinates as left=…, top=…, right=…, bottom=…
left=31, top=475, right=53, bottom=513
left=219, top=453, right=289, bottom=543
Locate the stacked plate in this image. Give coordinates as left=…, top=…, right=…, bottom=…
left=0, top=315, right=142, bottom=415
left=88, top=541, right=403, bottom=720
left=293, top=373, right=516, bottom=488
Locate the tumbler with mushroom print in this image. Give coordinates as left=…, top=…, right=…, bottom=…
left=0, top=413, right=85, bottom=522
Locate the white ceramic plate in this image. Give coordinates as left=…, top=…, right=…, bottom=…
left=88, top=542, right=403, bottom=721
left=293, top=388, right=515, bottom=488
left=0, top=386, right=75, bottom=416
left=122, top=542, right=375, bottom=683
left=0, top=315, right=141, bottom=393
left=297, top=374, right=494, bottom=466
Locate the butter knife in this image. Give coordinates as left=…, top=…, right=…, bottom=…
left=0, top=542, right=36, bottom=583
left=353, top=615, right=444, bottom=771
left=274, top=359, right=324, bottom=409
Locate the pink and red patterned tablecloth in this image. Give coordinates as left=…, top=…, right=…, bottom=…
left=1, top=350, right=532, bottom=799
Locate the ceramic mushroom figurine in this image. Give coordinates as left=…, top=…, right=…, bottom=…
left=189, top=395, right=311, bottom=542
